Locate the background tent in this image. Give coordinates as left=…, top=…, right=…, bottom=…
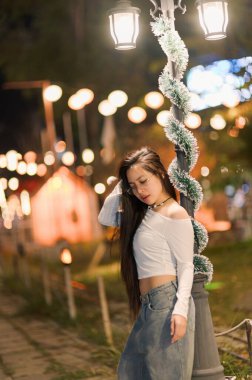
left=31, top=167, right=103, bottom=246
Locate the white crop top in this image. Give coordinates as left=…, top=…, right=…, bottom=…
left=133, top=208, right=194, bottom=318
left=98, top=182, right=194, bottom=319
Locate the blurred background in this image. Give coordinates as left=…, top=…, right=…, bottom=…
left=0, top=1, right=251, bottom=378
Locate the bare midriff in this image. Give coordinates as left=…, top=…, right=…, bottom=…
left=139, top=274, right=177, bottom=295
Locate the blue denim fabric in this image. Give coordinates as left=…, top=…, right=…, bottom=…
left=117, top=281, right=195, bottom=380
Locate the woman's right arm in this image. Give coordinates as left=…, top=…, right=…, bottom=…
left=98, top=181, right=122, bottom=227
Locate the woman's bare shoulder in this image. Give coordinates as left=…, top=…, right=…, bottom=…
left=164, top=201, right=190, bottom=220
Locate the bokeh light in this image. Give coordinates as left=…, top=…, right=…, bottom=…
left=0, top=155, right=7, bottom=169
left=43, top=85, right=62, bottom=102
left=94, top=183, right=106, bottom=194
left=185, top=113, right=202, bottom=129
left=128, top=107, right=147, bottom=123
left=17, top=161, right=27, bottom=175
left=108, top=90, right=128, bottom=107
left=210, top=114, right=226, bottom=130
left=8, top=177, right=19, bottom=191
left=82, top=148, right=94, bottom=164
left=55, top=140, right=66, bottom=153
left=107, top=176, right=117, bottom=185
left=24, top=151, right=37, bottom=163
left=144, top=91, right=164, bottom=109
left=26, top=162, right=38, bottom=176
left=44, top=151, right=55, bottom=166
left=20, top=190, right=31, bottom=216
left=98, top=100, right=117, bottom=116
left=37, top=163, right=47, bottom=177
left=76, top=88, right=94, bottom=105
left=201, top=166, right=210, bottom=177
left=0, top=178, right=8, bottom=190
left=62, top=151, right=75, bottom=166
left=68, top=94, right=85, bottom=110
left=156, top=110, right=170, bottom=127
left=6, top=150, right=18, bottom=171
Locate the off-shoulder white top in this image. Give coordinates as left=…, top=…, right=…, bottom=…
left=98, top=182, right=194, bottom=319
left=133, top=208, right=194, bottom=318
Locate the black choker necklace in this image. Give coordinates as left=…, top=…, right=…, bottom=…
left=148, top=196, right=172, bottom=210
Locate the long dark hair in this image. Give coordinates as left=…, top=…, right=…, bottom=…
left=118, top=146, right=177, bottom=319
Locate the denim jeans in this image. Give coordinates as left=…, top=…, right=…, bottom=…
left=117, top=281, right=195, bottom=380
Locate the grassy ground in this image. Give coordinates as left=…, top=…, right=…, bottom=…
left=1, top=238, right=252, bottom=379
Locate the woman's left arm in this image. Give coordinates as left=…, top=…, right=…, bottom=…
left=167, top=218, right=194, bottom=343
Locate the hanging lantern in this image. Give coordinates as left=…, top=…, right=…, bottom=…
left=108, top=0, right=141, bottom=50
left=196, top=0, right=228, bottom=40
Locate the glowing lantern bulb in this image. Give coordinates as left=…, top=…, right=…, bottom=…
left=60, top=248, right=72, bottom=265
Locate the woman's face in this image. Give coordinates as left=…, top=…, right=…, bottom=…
left=126, top=164, right=168, bottom=206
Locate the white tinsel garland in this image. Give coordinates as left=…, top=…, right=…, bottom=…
left=193, top=254, right=213, bottom=283
left=159, top=32, right=189, bottom=79
left=168, top=159, right=203, bottom=211
left=151, top=14, right=212, bottom=281
left=159, top=71, right=192, bottom=116
left=192, top=219, right=209, bottom=254
left=163, top=114, right=199, bottom=171
left=151, top=16, right=171, bottom=37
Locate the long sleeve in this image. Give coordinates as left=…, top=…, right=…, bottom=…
left=98, top=181, right=122, bottom=227
left=167, top=220, right=194, bottom=319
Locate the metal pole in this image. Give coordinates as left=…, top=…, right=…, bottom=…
left=77, top=108, right=88, bottom=153
left=63, top=112, right=75, bottom=153
left=160, top=1, right=225, bottom=378
left=97, top=275, right=114, bottom=347
left=64, top=265, right=77, bottom=320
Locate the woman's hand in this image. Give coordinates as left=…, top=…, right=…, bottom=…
left=171, top=314, right=187, bottom=343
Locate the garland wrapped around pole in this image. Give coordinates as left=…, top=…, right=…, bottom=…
left=150, top=14, right=213, bottom=283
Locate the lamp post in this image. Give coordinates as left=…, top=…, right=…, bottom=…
left=108, top=1, right=229, bottom=379
left=68, top=88, right=94, bottom=155
left=2, top=81, right=62, bottom=167
left=60, top=247, right=77, bottom=320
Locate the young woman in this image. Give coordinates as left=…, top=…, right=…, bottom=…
left=98, top=146, right=195, bottom=380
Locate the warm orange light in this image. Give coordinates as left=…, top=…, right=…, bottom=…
left=76, top=88, right=94, bottom=105
left=8, top=177, right=19, bottom=191
left=76, top=165, right=86, bottom=176
left=60, top=248, right=72, bottom=265
left=0, top=178, right=7, bottom=191
left=44, top=151, right=55, bottom=166
left=62, top=151, right=75, bottom=166
left=68, top=94, right=85, bottom=110
left=210, top=114, right=226, bottom=130
left=94, top=183, right=106, bottom=194
left=17, top=161, right=27, bottom=175
left=98, top=100, right=117, bottom=116
left=144, top=91, right=164, bottom=109
left=0, top=155, right=7, bottom=169
left=156, top=110, right=170, bottom=127
left=82, top=149, right=94, bottom=164
left=235, top=116, right=246, bottom=129
left=108, top=90, right=128, bottom=107
left=6, top=150, right=18, bottom=171
left=185, top=113, right=202, bottom=129
left=228, top=128, right=239, bottom=138
left=55, top=140, right=66, bottom=153
left=26, top=162, right=37, bottom=176
left=128, top=107, right=147, bottom=123
left=24, top=151, right=37, bottom=163
left=43, top=85, right=62, bottom=102
left=20, top=190, right=31, bottom=216
left=37, top=163, right=47, bottom=177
